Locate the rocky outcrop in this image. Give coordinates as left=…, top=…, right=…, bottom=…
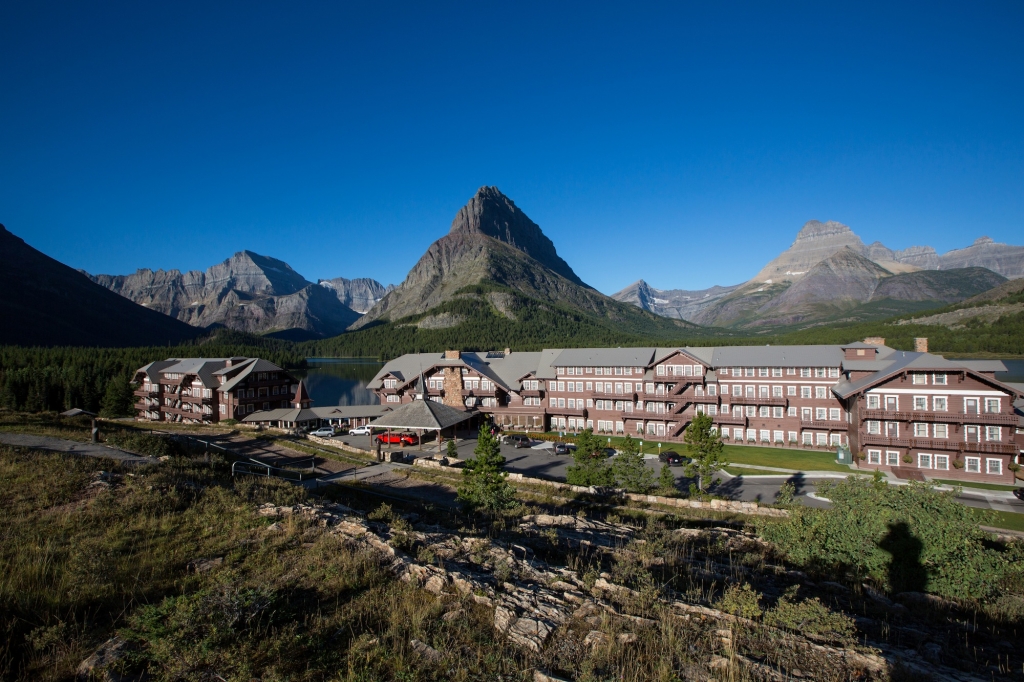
left=753, top=221, right=867, bottom=283
left=318, top=277, right=394, bottom=313
left=0, top=223, right=199, bottom=347
left=89, top=251, right=361, bottom=338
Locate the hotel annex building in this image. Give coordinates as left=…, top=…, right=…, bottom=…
left=369, top=341, right=1024, bottom=485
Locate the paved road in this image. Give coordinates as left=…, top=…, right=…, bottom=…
left=0, top=433, right=155, bottom=464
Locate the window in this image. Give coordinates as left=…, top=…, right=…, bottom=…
left=557, top=381, right=565, bottom=391
left=814, top=368, right=825, bottom=378
left=746, top=386, right=756, bottom=398
left=815, top=386, right=828, bottom=399
left=800, top=368, right=811, bottom=378
left=787, top=385, right=796, bottom=396
left=965, top=457, right=981, bottom=473
left=867, top=449, right=881, bottom=465
left=760, top=429, right=770, bottom=442
left=801, top=386, right=812, bottom=399
left=933, top=374, right=947, bottom=385
left=788, top=431, right=797, bottom=442
left=986, top=426, right=1001, bottom=442
left=708, top=385, right=717, bottom=396
left=708, top=405, right=718, bottom=415
left=585, top=381, right=592, bottom=391
left=934, top=455, right=949, bottom=471
left=772, top=367, right=783, bottom=377
left=830, top=433, right=842, bottom=446
left=614, top=367, right=622, bottom=376
left=787, top=368, right=796, bottom=375
left=816, top=407, right=827, bottom=420
left=759, top=406, right=770, bottom=417
left=759, top=385, right=769, bottom=398
left=576, top=382, right=584, bottom=392
left=219, top=404, right=226, bottom=414
left=867, top=394, right=880, bottom=409
left=720, top=368, right=729, bottom=376
left=774, top=430, right=784, bottom=443
left=745, top=368, right=755, bottom=377
left=615, top=382, right=623, bottom=394
left=773, top=385, right=783, bottom=397
left=787, top=406, right=796, bottom=417
left=984, top=398, right=1000, bottom=413
left=733, top=385, right=742, bottom=397
left=934, top=424, right=948, bottom=438
left=816, top=433, right=827, bottom=446
left=933, top=396, right=947, bottom=411
left=557, top=367, right=564, bottom=375
left=773, top=406, right=784, bottom=418
left=596, top=367, right=604, bottom=376
left=745, top=405, right=756, bottom=417
left=917, top=453, right=932, bottom=469
left=829, top=368, right=839, bottom=378
left=886, top=451, right=900, bottom=466
left=912, top=373, right=927, bottom=385
left=548, top=381, right=557, bottom=391
left=987, top=459, right=1003, bottom=475
left=830, top=408, right=840, bottom=421
left=913, top=396, right=927, bottom=410
left=914, top=423, right=928, bottom=437
left=802, top=432, right=813, bottom=445
left=549, top=398, right=556, bottom=408
left=759, top=368, right=769, bottom=377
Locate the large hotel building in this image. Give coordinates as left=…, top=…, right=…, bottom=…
left=368, top=340, right=1024, bottom=485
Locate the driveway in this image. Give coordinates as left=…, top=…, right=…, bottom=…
left=0, top=433, right=156, bottom=464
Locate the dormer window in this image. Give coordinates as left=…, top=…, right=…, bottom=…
left=912, top=373, right=927, bottom=385
left=933, top=374, right=947, bottom=385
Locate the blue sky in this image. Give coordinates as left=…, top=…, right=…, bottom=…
left=1, top=1, right=1021, bottom=294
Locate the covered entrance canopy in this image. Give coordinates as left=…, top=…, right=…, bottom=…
left=369, top=399, right=476, bottom=456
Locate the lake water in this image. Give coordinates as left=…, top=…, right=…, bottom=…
left=296, top=359, right=384, bottom=407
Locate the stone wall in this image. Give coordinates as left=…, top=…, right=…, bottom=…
left=442, top=367, right=463, bottom=408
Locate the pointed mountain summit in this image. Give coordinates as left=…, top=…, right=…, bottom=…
left=448, top=186, right=585, bottom=285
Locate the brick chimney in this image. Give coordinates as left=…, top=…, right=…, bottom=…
left=914, top=337, right=928, bottom=353
left=444, top=350, right=461, bottom=360
left=863, top=337, right=886, bottom=347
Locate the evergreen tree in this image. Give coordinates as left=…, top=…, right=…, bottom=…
left=612, top=434, right=655, bottom=493
left=657, top=463, right=677, bottom=494
left=457, top=425, right=517, bottom=516
left=565, top=428, right=614, bottom=487
left=100, top=376, right=134, bottom=417
left=446, top=438, right=458, bottom=459
left=683, top=412, right=727, bottom=492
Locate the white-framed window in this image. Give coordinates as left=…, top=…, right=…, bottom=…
left=815, top=368, right=825, bottom=378
left=549, top=398, right=556, bottom=408
left=934, top=455, right=949, bottom=470
left=932, top=396, right=947, bottom=411
left=557, top=367, right=565, bottom=375
left=986, top=426, right=1001, bottom=442
left=830, top=433, right=841, bottom=446
left=787, top=385, right=796, bottom=396
left=746, top=428, right=756, bottom=441
left=918, top=453, right=932, bottom=469
left=829, top=408, right=840, bottom=421
left=934, top=424, right=948, bottom=438
left=745, top=405, right=755, bottom=417
left=745, top=368, right=755, bottom=377
left=586, top=399, right=593, bottom=408
left=987, top=459, right=1002, bottom=475
left=759, top=367, right=769, bottom=377
left=913, top=396, right=927, bottom=410
left=867, top=420, right=880, bottom=434
left=965, top=457, right=981, bottom=473
left=788, top=406, right=797, bottom=417
left=886, top=451, right=900, bottom=466
left=933, top=374, right=947, bottom=385
left=802, top=432, right=813, bottom=445
left=815, top=386, right=828, bottom=399
left=760, top=429, right=770, bottom=442
left=558, top=398, right=566, bottom=408
left=708, top=405, right=718, bottom=415
left=816, top=407, right=828, bottom=420
left=772, top=406, right=784, bottom=418
left=829, top=368, right=840, bottom=378
left=914, top=423, right=928, bottom=437
left=759, top=406, right=770, bottom=417
left=219, top=404, right=226, bottom=414
left=585, top=381, right=592, bottom=391
left=708, top=385, right=717, bottom=396
left=386, top=395, right=400, bottom=403
left=774, top=430, right=784, bottom=443
left=801, top=386, right=812, bottom=399
left=816, top=433, right=828, bottom=446
left=912, top=373, right=927, bottom=385
left=800, top=368, right=811, bottom=378
left=867, top=449, right=882, bottom=465
left=548, top=381, right=557, bottom=391
left=772, top=367, right=782, bottom=377
left=867, top=394, right=880, bottom=409
left=985, top=398, right=1000, bottom=413
left=734, top=427, right=745, bottom=440
left=557, top=381, right=565, bottom=391
left=787, top=368, right=796, bottom=375
left=773, top=385, right=783, bottom=397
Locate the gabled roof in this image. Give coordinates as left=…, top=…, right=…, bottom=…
left=161, top=358, right=231, bottom=388
left=551, top=347, right=656, bottom=368
left=311, top=404, right=390, bottom=419
left=368, top=351, right=545, bottom=392
left=293, top=379, right=311, bottom=405
left=135, top=360, right=176, bottom=382
left=242, top=407, right=320, bottom=424
left=833, top=351, right=1024, bottom=399
left=369, top=399, right=474, bottom=430
left=709, top=345, right=845, bottom=368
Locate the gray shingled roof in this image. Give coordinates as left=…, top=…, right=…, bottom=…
left=833, top=351, right=1024, bottom=399
left=369, top=399, right=474, bottom=430
left=368, top=351, right=545, bottom=392
left=242, top=407, right=320, bottom=424
left=551, top=347, right=656, bottom=368
left=710, top=345, right=845, bottom=368
left=161, top=358, right=231, bottom=388
left=311, top=405, right=390, bottom=419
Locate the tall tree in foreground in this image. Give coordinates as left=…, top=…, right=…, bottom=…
left=457, top=425, right=517, bottom=517
left=566, top=428, right=614, bottom=487
left=100, top=376, right=135, bottom=418
left=612, top=434, right=655, bottom=493
left=684, top=412, right=727, bottom=492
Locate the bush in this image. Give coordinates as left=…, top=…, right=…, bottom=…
left=105, top=430, right=178, bottom=458
left=715, top=583, right=763, bottom=619
left=764, top=590, right=855, bottom=643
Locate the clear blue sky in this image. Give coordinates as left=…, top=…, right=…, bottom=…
left=1, top=1, right=1021, bottom=294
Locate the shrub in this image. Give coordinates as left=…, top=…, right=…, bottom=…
left=764, top=590, right=855, bottom=643
left=715, top=583, right=763, bottom=619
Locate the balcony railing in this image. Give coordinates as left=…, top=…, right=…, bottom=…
left=729, top=396, right=788, bottom=407
left=862, top=409, right=1018, bottom=426
left=519, top=389, right=543, bottom=398
left=801, top=419, right=845, bottom=430
left=134, top=388, right=160, bottom=397
left=861, top=434, right=1018, bottom=455
left=714, top=414, right=749, bottom=426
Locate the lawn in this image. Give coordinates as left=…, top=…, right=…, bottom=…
left=966, top=507, right=1024, bottom=533
left=932, top=478, right=1022, bottom=492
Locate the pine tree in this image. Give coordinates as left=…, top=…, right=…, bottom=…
left=566, top=428, right=614, bottom=487
left=684, top=412, right=728, bottom=492
left=657, top=463, right=677, bottom=494
left=100, top=376, right=134, bottom=418
left=457, top=425, right=517, bottom=516
left=612, top=434, right=655, bottom=493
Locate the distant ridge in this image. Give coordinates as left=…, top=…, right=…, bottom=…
left=0, top=224, right=199, bottom=347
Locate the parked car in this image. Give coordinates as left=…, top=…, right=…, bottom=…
left=553, top=442, right=577, bottom=455
left=310, top=426, right=335, bottom=438
left=600, top=447, right=618, bottom=458
left=659, top=450, right=687, bottom=466
left=349, top=425, right=372, bottom=436
left=376, top=432, right=417, bottom=446
left=507, top=435, right=532, bottom=449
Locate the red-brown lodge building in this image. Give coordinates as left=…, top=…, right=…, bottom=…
left=368, top=341, right=1024, bottom=484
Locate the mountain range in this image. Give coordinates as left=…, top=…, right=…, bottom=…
left=0, top=224, right=199, bottom=347
left=615, top=220, right=1022, bottom=329
left=87, top=253, right=392, bottom=340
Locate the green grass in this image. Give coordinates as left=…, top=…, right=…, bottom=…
left=716, top=444, right=853, bottom=473
left=932, top=478, right=1022, bottom=492
left=967, top=507, right=1024, bottom=533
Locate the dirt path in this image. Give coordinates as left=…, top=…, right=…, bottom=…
left=0, top=433, right=155, bottom=464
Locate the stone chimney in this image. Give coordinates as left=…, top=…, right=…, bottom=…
left=504, top=348, right=511, bottom=356
left=863, top=337, right=886, bottom=347
left=444, top=350, right=461, bottom=360
left=914, top=337, right=928, bottom=353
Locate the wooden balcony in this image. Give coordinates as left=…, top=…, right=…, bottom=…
left=548, top=407, right=588, bottom=418
left=861, top=434, right=1017, bottom=455
left=730, top=396, right=788, bottom=407
left=134, top=388, right=160, bottom=397
left=801, top=419, right=844, bottom=430
left=519, top=389, right=543, bottom=398
left=862, top=409, right=1018, bottom=426
left=714, top=414, right=748, bottom=426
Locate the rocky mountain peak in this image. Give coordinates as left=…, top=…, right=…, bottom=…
left=753, top=220, right=865, bottom=282
left=974, top=236, right=994, bottom=246
left=448, top=186, right=584, bottom=285
left=794, top=220, right=858, bottom=243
